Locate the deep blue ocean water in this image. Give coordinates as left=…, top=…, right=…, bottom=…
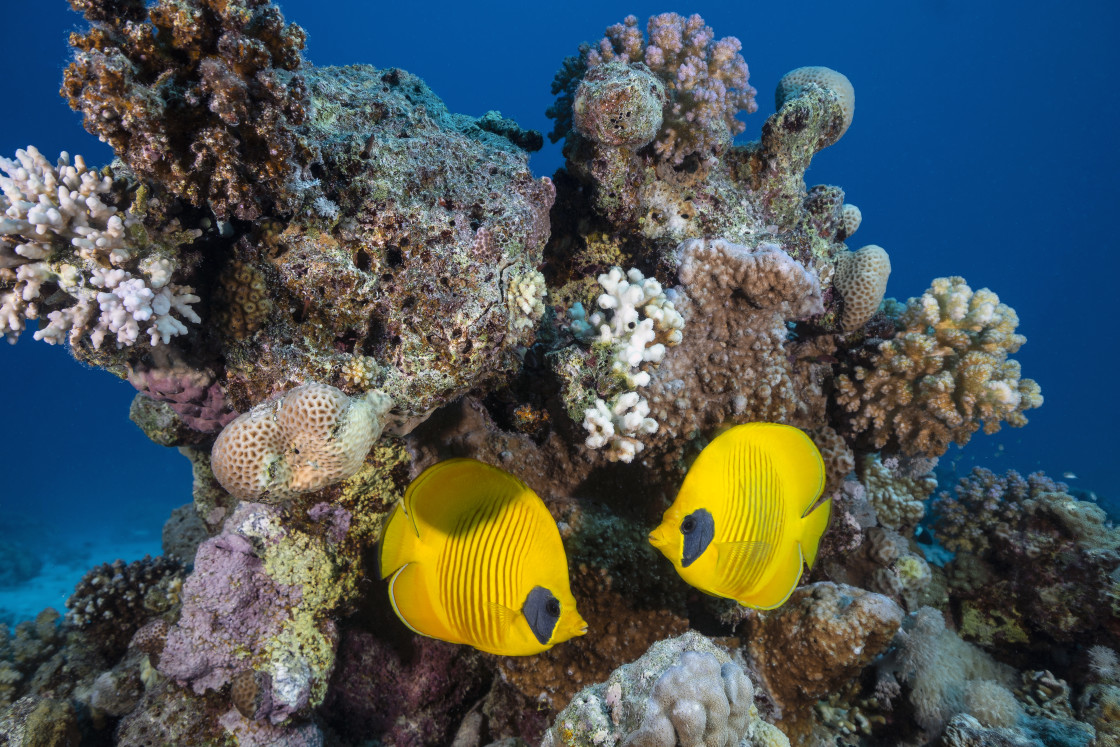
left=1, top=1, right=1117, bottom=611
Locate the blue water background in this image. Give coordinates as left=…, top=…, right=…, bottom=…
left=1, top=1, right=1117, bottom=557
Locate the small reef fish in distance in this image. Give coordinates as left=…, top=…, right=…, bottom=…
left=649, top=423, right=831, bottom=610
left=379, top=458, right=588, bottom=656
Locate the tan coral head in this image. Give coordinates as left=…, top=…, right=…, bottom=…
left=211, top=382, right=393, bottom=502
left=776, top=66, right=855, bottom=140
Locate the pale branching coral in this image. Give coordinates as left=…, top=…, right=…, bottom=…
left=211, top=383, right=393, bottom=502
left=505, top=268, right=547, bottom=332
left=338, top=355, right=380, bottom=391
left=549, top=13, right=758, bottom=164
left=776, top=67, right=855, bottom=140
left=579, top=267, right=683, bottom=462
left=834, top=276, right=1043, bottom=457
left=859, top=453, right=938, bottom=532
left=0, top=147, right=200, bottom=349
left=833, top=244, right=891, bottom=331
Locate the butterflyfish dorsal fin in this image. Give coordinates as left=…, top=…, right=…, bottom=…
left=387, top=563, right=447, bottom=640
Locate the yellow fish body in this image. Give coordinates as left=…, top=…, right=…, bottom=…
left=649, top=423, right=830, bottom=609
left=379, top=458, right=587, bottom=656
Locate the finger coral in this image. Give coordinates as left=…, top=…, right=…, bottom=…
left=63, top=0, right=315, bottom=220
left=0, top=148, right=201, bottom=352
left=210, top=383, right=392, bottom=502
left=834, top=276, right=1043, bottom=457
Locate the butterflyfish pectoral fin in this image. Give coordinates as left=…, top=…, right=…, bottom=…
left=714, top=540, right=772, bottom=592
left=486, top=602, right=517, bottom=646
left=738, top=542, right=805, bottom=610
left=387, top=563, right=447, bottom=640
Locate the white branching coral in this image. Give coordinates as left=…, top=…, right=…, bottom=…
left=579, top=267, right=684, bottom=462
left=0, top=146, right=200, bottom=348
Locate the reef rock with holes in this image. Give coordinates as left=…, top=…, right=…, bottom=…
left=223, top=65, right=554, bottom=425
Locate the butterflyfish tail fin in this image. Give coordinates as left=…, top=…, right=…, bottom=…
left=387, top=563, right=445, bottom=640
left=799, top=495, right=832, bottom=569
left=378, top=501, right=419, bottom=580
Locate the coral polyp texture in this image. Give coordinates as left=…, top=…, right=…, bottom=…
left=550, top=13, right=758, bottom=165
left=834, top=276, right=1043, bottom=457
left=776, top=67, right=855, bottom=141
left=834, top=244, right=891, bottom=331
left=63, top=0, right=314, bottom=220
left=1, top=1, right=1073, bottom=746
left=0, top=147, right=201, bottom=352
left=210, top=383, right=392, bottom=502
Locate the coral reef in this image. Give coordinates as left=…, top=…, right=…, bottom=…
left=0, top=2, right=1071, bottom=745
left=549, top=14, right=758, bottom=165
left=934, top=468, right=1120, bottom=652
left=63, top=0, right=314, bottom=220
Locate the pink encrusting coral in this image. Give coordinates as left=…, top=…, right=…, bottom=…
left=127, top=359, right=238, bottom=434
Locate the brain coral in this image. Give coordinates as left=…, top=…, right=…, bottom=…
left=834, top=276, right=1042, bottom=457
left=834, top=244, right=891, bottom=331
left=776, top=66, right=855, bottom=141
left=211, top=383, right=392, bottom=502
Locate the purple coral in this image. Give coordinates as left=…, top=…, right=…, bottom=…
left=551, top=14, right=758, bottom=164
left=127, top=361, right=238, bottom=433
left=320, top=628, right=490, bottom=746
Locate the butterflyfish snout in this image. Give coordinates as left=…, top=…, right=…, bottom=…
left=378, top=458, right=586, bottom=656
left=649, top=423, right=831, bottom=610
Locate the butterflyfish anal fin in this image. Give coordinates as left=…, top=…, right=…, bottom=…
left=387, top=563, right=448, bottom=641
left=738, top=541, right=805, bottom=610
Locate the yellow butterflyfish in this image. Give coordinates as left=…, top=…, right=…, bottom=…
left=648, top=423, right=830, bottom=610
left=379, top=458, right=587, bottom=656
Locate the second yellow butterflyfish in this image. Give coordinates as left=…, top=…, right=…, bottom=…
left=649, top=423, right=831, bottom=609
left=379, top=458, right=587, bottom=656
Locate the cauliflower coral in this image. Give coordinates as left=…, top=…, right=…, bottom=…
left=834, top=276, right=1042, bottom=457
left=549, top=13, right=758, bottom=165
